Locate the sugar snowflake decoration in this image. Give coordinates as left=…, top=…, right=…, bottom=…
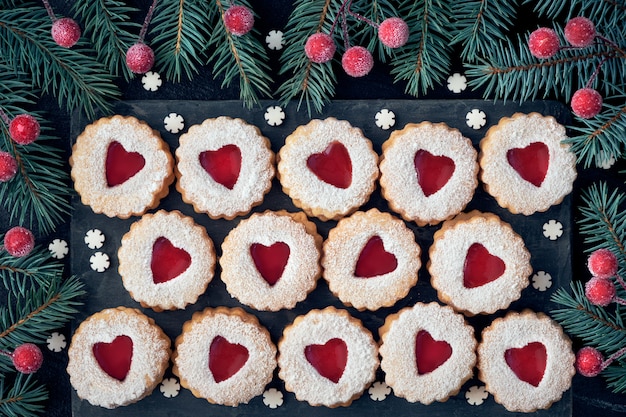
left=160, top=378, right=180, bottom=398
left=375, top=109, right=396, bottom=130
left=265, top=106, right=285, bottom=126
left=46, top=332, right=67, bottom=352
left=368, top=381, right=391, bottom=401
left=532, top=271, right=553, bottom=292
left=164, top=113, right=185, bottom=134
left=543, top=219, right=563, bottom=241
left=263, top=388, right=283, bottom=408
left=466, top=109, right=487, bottom=130
left=142, top=71, right=162, bottom=92
left=90, top=252, right=110, bottom=273
left=266, top=30, right=284, bottom=50
left=84, top=228, right=105, bottom=249
left=48, top=239, right=68, bottom=259
left=466, top=385, right=489, bottom=406
left=596, top=151, right=616, bottom=169
left=447, top=73, right=467, bottom=93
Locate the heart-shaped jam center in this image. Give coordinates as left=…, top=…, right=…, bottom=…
left=250, top=242, right=290, bottom=286
left=355, top=236, right=398, bottom=278
left=306, top=141, right=352, bottom=189
left=415, top=330, right=452, bottom=375
left=93, top=335, right=133, bottom=381
left=199, top=144, right=242, bottom=190
left=151, top=237, right=192, bottom=284
left=506, top=142, right=549, bottom=187
left=105, top=141, right=145, bottom=187
left=504, top=342, right=547, bottom=387
left=463, top=243, right=506, bottom=288
left=413, top=149, right=455, bottom=197
left=305, top=338, right=348, bottom=383
left=209, top=335, right=249, bottom=383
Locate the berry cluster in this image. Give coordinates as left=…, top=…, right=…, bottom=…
left=0, top=109, right=41, bottom=183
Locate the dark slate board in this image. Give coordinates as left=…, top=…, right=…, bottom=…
left=70, top=100, right=573, bottom=417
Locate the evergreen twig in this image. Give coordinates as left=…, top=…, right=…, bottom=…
left=0, top=373, right=47, bottom=417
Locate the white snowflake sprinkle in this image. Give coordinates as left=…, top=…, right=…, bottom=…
left=48, top=239, right=68, bottom=259
left=142, top=71, right=162, bottom=92
left=375, top=109, right=396, bottom=130
left=532, top=271, right=553, bottom=292
left=447, top=73, right=467, bottom=93
left=84, top=229, right=105, bottom=249
left=368, top=381, right=391, bottom=401
left=266, top=30, right=284, bottom=50
left=160, top=378, right=180, bottom=398
left=543, top=220, right=563, bottom=241
left=46, top=332, right=67, bottom=352
left=466, top=385, right=489, bottom=406
left=596, top=151, right=616, bottom=170
left=466, top=109, right=487, bottom=130
left=264, top=106, right=286, bottom=126
left=263, top=388, right=283, bottom=408
left=164, top=113, right=185, bottom=134
left=90, top=252, right=110, bottom=273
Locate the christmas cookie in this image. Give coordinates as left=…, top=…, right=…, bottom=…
left=479, top=112, right=577, bottom=215
left=277, top=307, right=379, bottom=407
left=322, top=208, right=421, bottom=310
left=428, top=211, right=532, bottom=316
left=379, top=302, right=477, bottom=404
left=70, top=115, right=174, bottom=218
left=66, top=307, right=171, bottom=409
left=175, top=117, right=275, bottom=220
left=172, top=307, right=276, bottom=406
left=379, top=121, right=479, bottom=226
left=117, top=210, right=216, bottom=311
left=277, top=118, right=379, bottom=221
left=220, top=210, right=322, bottom=311
left=477, top=310, right=575, bottom=412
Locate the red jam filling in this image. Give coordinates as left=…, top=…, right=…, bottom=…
left=150, top=237, right=192, bottom=284
left=355, top=236, right=398, bottom=278
left=250, top=242, right=290, bottom=286
left=463, top=243, right=506, bottom=288
left=92, top=335, right=133, bottom=381
left=504, top=342, right=547, bottom=387
left=209, top=335, right=249, bottom=383
left=413, top=149, right=455, bottom=197
left=105, top=141, right=145, bottom=187
left=306, top=141, right=352, bottom=189
left=506, top=142, right=549, bottom=187
left=415, top=330, right=452, bottom=375
left=304, top=338, right=348, bottom=383
left=199, top=144, right=242, bottom=190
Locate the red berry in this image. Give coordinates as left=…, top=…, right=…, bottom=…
left=588, top=248, right=618, bottom=279
left=564, top=17, right=596, bottom=48
left=126, top=43, right=155, bottom=74
left=585, top=276, right=616, bottom=306
left=51, top=17, right=81, bottom=48
left=571, top=88, right=603, bottom=119
left=12, top=343, right=43, bottom=374
left=223, top=5, right=254, bottom=36
left=342, top=46, right=374, bottom=77
left=305, top=33, right=336, bottom=64
left=378, top=17, right=409, bottom=49
left=0, top=151, right=18, bottom=182
left=4, top=226, right=35, bottom=258
left=576, top=346, right=604, bottom=377
left=9, top=114, right=40, bottom=145
left=528, top=27, right=560, bottom=59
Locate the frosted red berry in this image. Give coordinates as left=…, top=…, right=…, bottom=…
left=0, top=151, right=18, bottom=182
left=305, top=33, right=336, bottom=64
left=576, top=346, right=604, bottom=377
left=126, top=43, right=155, bottom=74
left=12, top=343, right=43, bottom=374
left=342, top=46, right=374, bottom=77
left=223, top=5, right=254, bottom=36
left=571, top=88, right=603, bottom=119
left=378, top=17, right=409, bottom=49
left=528, top=27, right=560, bottom=59
left=585, top=276, right=616, bottom=306
left=51, top=17, right=81, bottom=48
left=588, top=248, right=618, bottom=279
left=565, top=17, right=596, bottom=48
left=9, top=114, right=40, bottom=145
left=4, top=226, right=35, bottom=258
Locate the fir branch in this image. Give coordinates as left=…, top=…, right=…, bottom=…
left=0, top=374, right=47, bottom=417
left=603, top=360, right=626, bottom=394
left=0, top=246, right=64, bottom=289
